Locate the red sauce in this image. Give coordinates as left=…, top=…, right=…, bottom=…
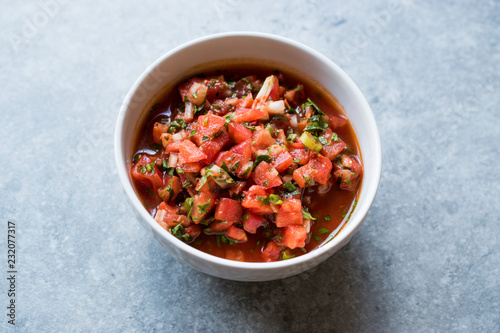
left=130, top=66, right=362, bottom=262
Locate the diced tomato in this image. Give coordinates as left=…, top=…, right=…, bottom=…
left=286, top=138, right=305, bottom=150
left=282, top=226, right=308, bottom=249
left=239, top=94, right=254, bottom=108
left=289, top=147, right=310, bottom=165
left=229, top=180, right=248, bottom=196
left=191, top=192, right=217, bottom=223
left=178, top=162, right=203, bottom=173
left=155, top=208, right=191, bottom=229
left=158, top=202, right=180, bottom=214
left=242, top=185, right=276, bottom=215
left=273, top=129, right=285, bottom=141
left=320, top=128, right=346, bottom=160
left=176, top=174, right=194, bottom=197
left=203, top=76, right=228, bottom=100
left=199, top=133, right=231, bottom=165
left=321, top=140, right=346, bottom=161
left=152, top=122, right=169, bottom=144
left=228, top=121, right=252, bottom=143
left=275, top=198, right=303, bottom=227
left=261, top=240, right=281, bottom=262
left=269, top=146, right=293, bottom=172
left=252, top=161, right=282, bottom=189
left=230, top=138, right=252, bottom=160
left=243, top=212, right=263, bottom=234
left=226, top=225, right=248, bottom=243
left=293, top=153, right=333, bottom=188
left=297, top=119, right=308, bottom=132
left=232, top=108, right=265, bottom=123
left=215, top=139, right=252, bottom=174
left=215, top=198, right=243, bottom=224
left=225, top=248, right=245, bottom=261
left=158, top=175, right=183, bottom=204
left=165, top=140, right=184, bottom=153
left=185, top=224, right=202, bottom=239
left=196, top=176, right=218, bottom=193
left=334, top=155, right=363, bottom=190
left=251, top=127, right=275, bottom=150
left=178, top=140, right=208, bottom=164
left=329, top=115, right=348, bottom=130
left=192, top=114, right=226, bottom=146
left=131, top=155, right=163, bottom=190
left=208, top=219, right=233, bottom=232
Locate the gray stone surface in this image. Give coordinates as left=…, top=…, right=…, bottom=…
left=1, top=0, right=499, bottom=332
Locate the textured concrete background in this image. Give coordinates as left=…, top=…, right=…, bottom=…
left=1, top=0, right=499, bottom=332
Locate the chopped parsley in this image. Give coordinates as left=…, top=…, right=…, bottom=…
left=302, top=98, right=326, bottom=116
left=167, top=118, right=187, bottom=133
left=302, top=208, right=317, bottom=220
left=197, top=200, right=211, bottom=216
left=318, top=228, right=330, bottom=234
left=253, top=155, right=271, bottom=170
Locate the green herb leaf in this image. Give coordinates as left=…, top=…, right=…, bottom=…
left=242, top=122, right=256, bottom=130
left=284, top=182, right=297, bottom=192
left=324, top=215, right=331, bottom=221
left=302, top=208, right=317, bottom=220
left=197, top=200, right=211, bottom=215
left=302, top=98, right=326, bottom=116
left=183, top=197, right=194, bottom=218
left=167, top=118, right=187, bottom=133
left=318, top=136, right=330, bottom=146
left=253, top=155, right=271, bottom=170
left=268, top=194, right=283, bottom=205
left=318, top=228, right=330, bottom=234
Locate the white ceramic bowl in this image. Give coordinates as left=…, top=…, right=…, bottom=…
left=115, top=32, right=381, bottom=281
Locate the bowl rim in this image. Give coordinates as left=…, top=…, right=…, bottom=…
left=114, top=31, right=382, bottom=271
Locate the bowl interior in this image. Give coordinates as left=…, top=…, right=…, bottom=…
left=115, top=33, right=381, bottom=277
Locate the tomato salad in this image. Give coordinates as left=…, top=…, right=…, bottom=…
left=130, top=69, right=363, bottom=262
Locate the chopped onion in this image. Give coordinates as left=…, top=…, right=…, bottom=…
left=172, top=133, right=183, bottom=142
left=305, top=105, right=313, bottom=118
left=302, top=219, right=312, bottom=233
left=187, top=83, right=207, bottom=106
left=256, top=149, right=270, bottom=156
left=184, top=101, right=193, bottom=121
left=169, top=153, right=178, bottom=167
left=160, top=133, right=172, bottom=148
left=300, top=131, right=322, bottom=152
left=290, top=114, right=298, bottom=128
left=267, top=100, right=285, bottom=115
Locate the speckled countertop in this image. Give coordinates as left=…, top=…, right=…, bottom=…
left=1, top=0, right=499, bottom=332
